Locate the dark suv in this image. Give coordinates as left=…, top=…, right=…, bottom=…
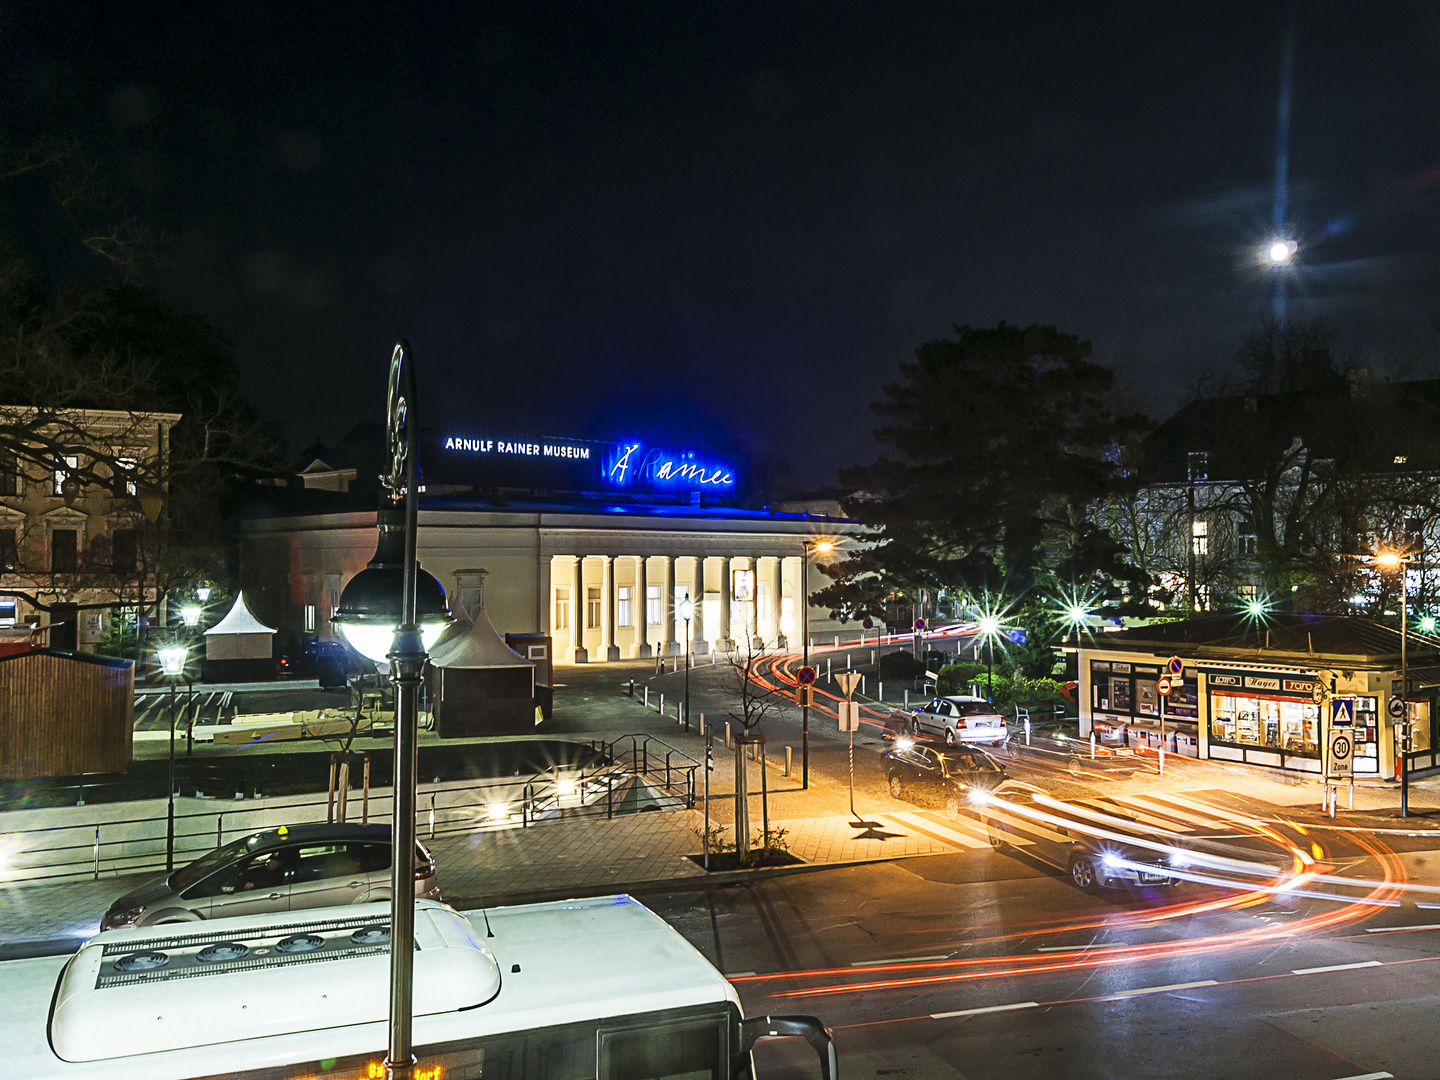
left=100, top=823, right=440, bottom=930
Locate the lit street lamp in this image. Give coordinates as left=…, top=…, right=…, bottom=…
left=332, top=341, right=452, bottom=1080
left=156, top=642, right=188, bottom=872
left=679, top=593, right=694, bottom=731
left=1374, top=550, right=1413, bottom=817
left=180, top=603, right=202, bottom=629
left=801, top=539, right=834, bottom=790
left=977, top=614, right=1001, bottom=703
left=1264, top=237, right=1297, bottom=266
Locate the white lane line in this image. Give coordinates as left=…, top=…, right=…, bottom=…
left=1291, top=960, right=1383, bottom=975
left=931, top=1001, right=1038, bottom=1019
left=1330, top=1072, right=1393, bottom=1080
left=1416, top=901, right=1440, bottom=909
left=851, top=954, right=951, bottom=966
left=1036, top=942, right=1131, bottom=952
left=1365, top=923, right=1440, bottom=934
left=724, top=971, right=756, bottom=978
left=1106, top=979, right=1218, bottom=998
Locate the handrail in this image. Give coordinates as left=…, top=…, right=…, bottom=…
left=0, top=746, right=699, bottom=886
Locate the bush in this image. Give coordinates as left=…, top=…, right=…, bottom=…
left=879, top=649, right=925, bottom=679
left=936, top=662, right=985, bottom=696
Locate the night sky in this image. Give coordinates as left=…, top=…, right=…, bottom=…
left=5, top=3, right=1440, bottom=487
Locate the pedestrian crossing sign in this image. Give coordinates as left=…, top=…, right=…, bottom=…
left=1330, top=697, right=1355, bottom=727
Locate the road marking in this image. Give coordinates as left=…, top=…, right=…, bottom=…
left=1365, top=923, right=1440, bottom=934
left=1106, top=979, right=1217, bottom=998
left=1330, top=1073, right=1393, bottom=1080
left=1416, top=901, right=1440, bottom=909
left=1091, top=797, right=1194, bottom=834
left=916, top=809, right=995, bottom=846
left=931, top=1001, right=1038, bottom=1019
left=1112, top=794, right=1224, bottom=830
left=851, top=955, right=951, bottom=966
left=885, top=811, right=990, bottom=850
left=725, top=971, right=756, bottom=978
left=1036, top=942, right=1131, bottom=952
left=1291, top=960, right=1383, bottom=975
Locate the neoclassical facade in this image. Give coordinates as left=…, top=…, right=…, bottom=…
left=237, top=498, right=863, bottom=663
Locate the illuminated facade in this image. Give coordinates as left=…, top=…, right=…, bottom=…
left=246, top=428, right=860, bottom=662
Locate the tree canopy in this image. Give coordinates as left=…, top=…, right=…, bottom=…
left=815, top=322, right=1150, bottom=625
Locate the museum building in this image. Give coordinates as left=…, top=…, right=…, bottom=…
left=237, top=425, right=862, bottom=663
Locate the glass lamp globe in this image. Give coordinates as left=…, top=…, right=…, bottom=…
left=679, top=595, right=695, bottom=621
left=978, top=615, right=1000, bottom=636
left=333, top=506, right=452, bottom=664
left=180, top=604, right=203, bottom=628
left=157, top=644, right=188, bottom=678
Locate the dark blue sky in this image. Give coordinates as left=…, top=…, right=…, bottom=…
left=5, top=2, right=1440, bottom=486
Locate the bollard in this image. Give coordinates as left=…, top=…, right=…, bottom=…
left=861, top=675, right=866, bottom=696
left=725, top=722, right=732, bottom=749
left=827, top=658, right=832, bottom=681
left=1090, top=732, right=1096, bottom=759
left=216, top=816, right=223, bottom=848
left=93, top=825, right=100, bottom=881
left=847, top=653, right=851, bottom=669
left=429, top=793, right=436, bottom=840
left=644, top=686, right=649, bottom=707
left=677, top=701, right=683, bottom=725
left=1025, top=719, right=1031, bottom=747
left=785, top=745, right=793, bottom=776
left=904, top=688, right=909, bottom=708
left=834, top=634, right=839, bottom=648
left=879, top=680, right=884, bottom=702
left=660, top=692, right=664, bottom=715
left=699, top=711, right=706, bottom=736
left=872, top=649, right=876, bottom=666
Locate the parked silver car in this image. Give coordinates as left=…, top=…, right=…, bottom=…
left=902, top=695, right=1009, bottom=746
left=100, top=823, right=440, bottom=930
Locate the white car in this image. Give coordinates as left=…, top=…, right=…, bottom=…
left=905, top=695, right=1008, bottom=746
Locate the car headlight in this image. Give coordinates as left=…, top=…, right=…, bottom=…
left=102, top=905, right=145, bottom=929
left=1099, top=852, right=1124, bottom=869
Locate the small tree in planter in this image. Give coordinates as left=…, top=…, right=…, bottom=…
left=726, top=625, right=786, bottom=859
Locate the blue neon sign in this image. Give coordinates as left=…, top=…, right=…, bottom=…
left=604, top=443, right=735, bottom=491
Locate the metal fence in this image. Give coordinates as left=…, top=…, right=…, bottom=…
left=0, top=734, right=698, bottom=885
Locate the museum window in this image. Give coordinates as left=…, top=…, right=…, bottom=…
left=1188, top=451, right=1208, bottom=481
left=1237, top=533, right=1257, bottom=556
left=0, top=455, right=16, bottom=496
left=116, top=456, right=138, bottom=496
left=554, top=588, right=570, bottom=631
left=587, top=587, right=601, bottom=629
left=646, top=585, right=662, bottom=626
left=617, top=586, right=633, bottom=627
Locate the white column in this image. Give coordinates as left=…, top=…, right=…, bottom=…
left=602, top=555, right=620, bottom=661
left=716, top=555, right=732, bottom=652
left=691, top=555, right=709, bottom=656
left=770, top=556, right=785, bottom=649
left=749, top=556, right=761, bottom=648
left=570, top=555, right=588, bottom=663
left=664, top=555, right=681, bottom=656
left=634, top=555, right=652, bottom=659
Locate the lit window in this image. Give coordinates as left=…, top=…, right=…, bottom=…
left=586, top=587, right=601, bottom=629
left=304, top=604, right=317, bottom=632
left=1395, top=455, right=1409, bottom=465
left=1192, top=520, right=1209, bottom=556
left=617, top=586, right=633, bottom=627
left=117, top=457, right=138, bottom=496
left=732, top=568, right=754, bottom=602
left=52, top=455, right=79, bottom=496
left=1237, top=533, right=1258, bottom=556
left=554, top=588, right=570, bottom=631
left=646, top=585, right=662, bottom=626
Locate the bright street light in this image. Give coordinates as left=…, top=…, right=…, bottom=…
left=1065, top=604, right=1087, bottom=624
left=978, top=615, right=1000, bottom=636
left=1265, top=238, right=1297, bottom=265
left=155, top=642, right=189, bottom=873
left=1420, top=616, right=1437, bottom=634
left=1373, top=551, right=1402, bottom=569
left=1245, top=599, right=1266, bottom=617
left=180, top=604, right=202, bottom=628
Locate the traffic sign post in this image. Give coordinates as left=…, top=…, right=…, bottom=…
left=1327, top=697, right=1357, bottom=815
left=837, top=671, right=863, bottom=820
left=1167, top=656, right=1183, bottom=677
left=1156, top=676, right=1173, bottom=696
left=1155, top=675, right=1172, bottom=775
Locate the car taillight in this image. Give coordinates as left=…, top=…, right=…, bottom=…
left=956, top=719, right=967, bottom=728
left=415, top=863, right=435, bottom=881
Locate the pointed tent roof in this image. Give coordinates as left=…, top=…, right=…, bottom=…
left=204, top=593, right=277, bottom=636
left=430, top=568, right=532, bottom=670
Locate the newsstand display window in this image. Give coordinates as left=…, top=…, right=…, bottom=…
left=1091, top=660, right=1197, bottom=724
left=1354, top=696, right=1379, bottom=773
left=1206, top=672, right=1320, bottom=762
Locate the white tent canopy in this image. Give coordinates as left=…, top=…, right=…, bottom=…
left=203, top=593, right=276, bottom=661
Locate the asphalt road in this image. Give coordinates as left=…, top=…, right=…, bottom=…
left=645, top=815, right=1440, bottom=1080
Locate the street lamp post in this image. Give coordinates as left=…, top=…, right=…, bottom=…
left=156, top=643, right=188, bottom=872
left=680, top=593, right=693, bottom=730
left=333, top=342, right=452, bottom=1080
left=978, top=615, right=1000, bottom=703
left=801, top=540, right=833, bottom=790
left=180, top=603, right=203, bottom=756
left=1375, top=551, right=1412, bottom=817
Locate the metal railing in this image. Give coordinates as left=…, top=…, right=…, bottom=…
left=0, top=736, right=699, bottom=886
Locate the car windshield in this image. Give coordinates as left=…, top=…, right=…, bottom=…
left=169, top=834, right=266, bottom=892
left=939, top=750, right=1002, bottom=775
